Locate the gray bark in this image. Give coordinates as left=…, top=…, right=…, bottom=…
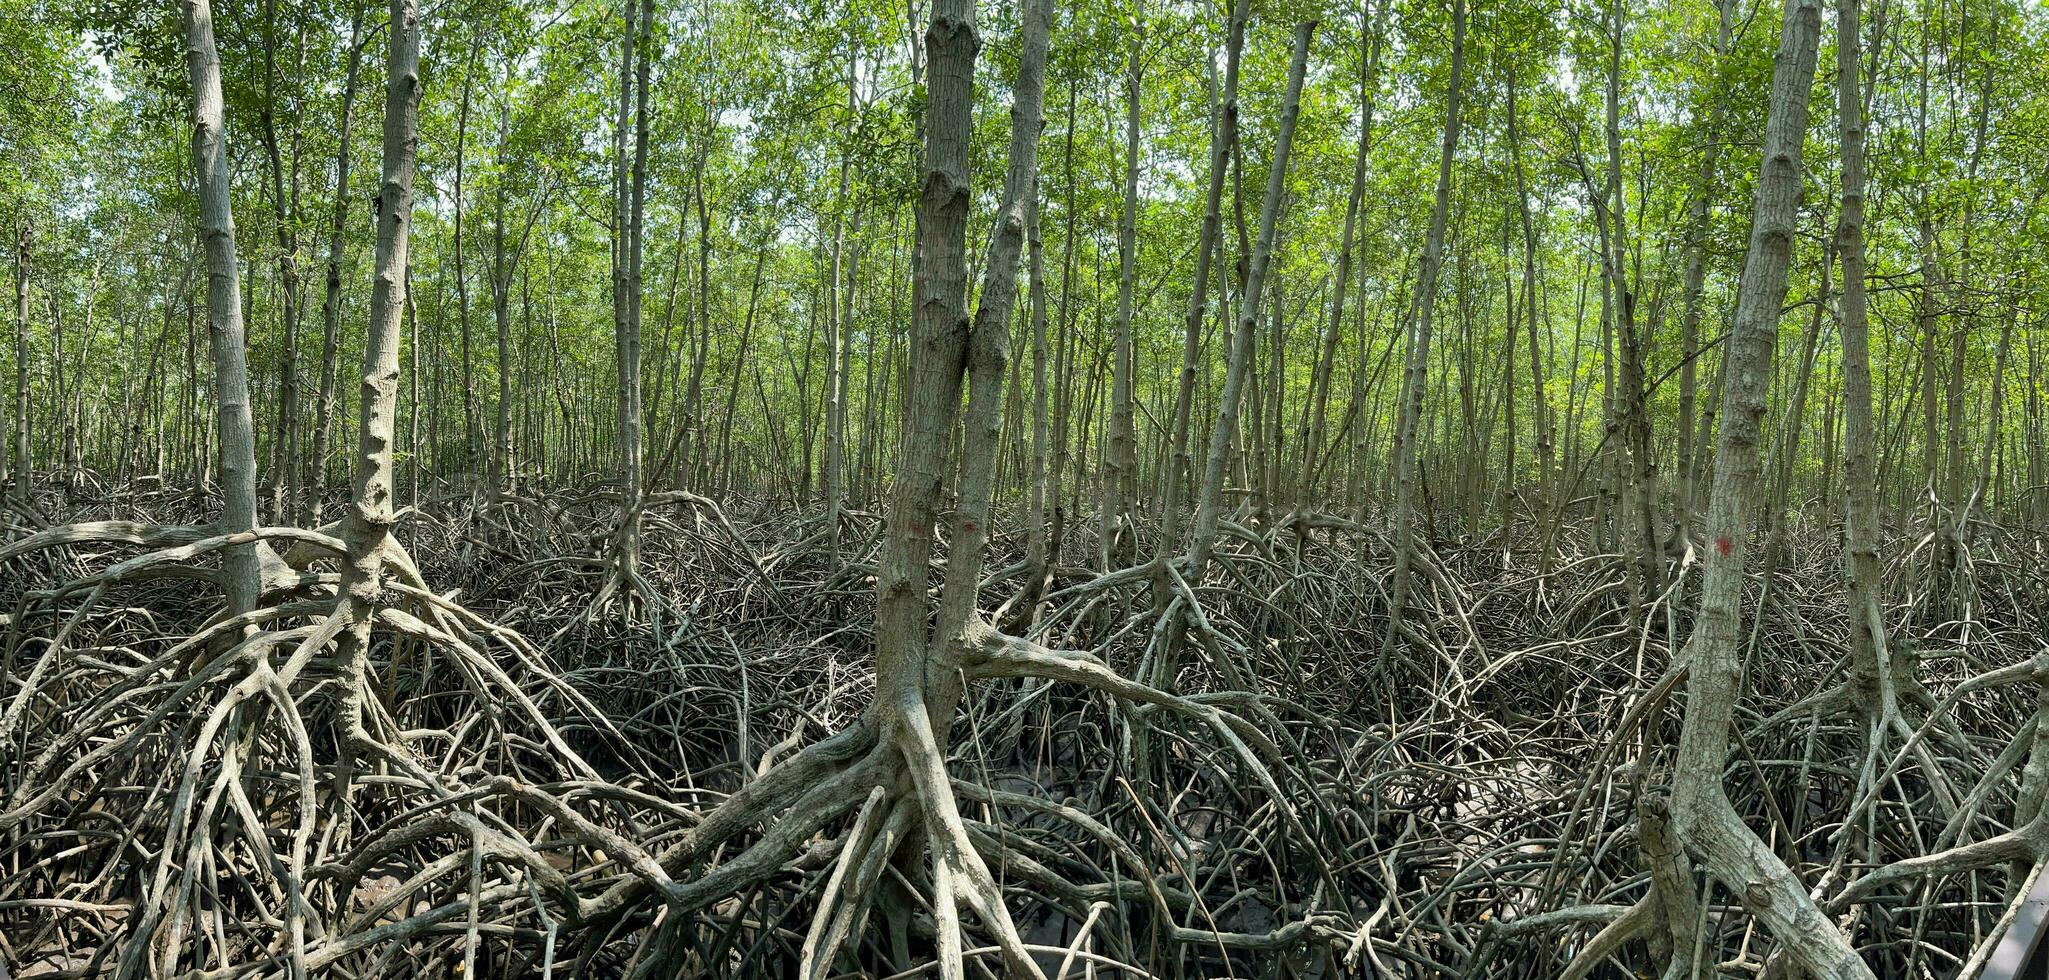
left=1156, top=0, right=1248, bottom=562
left=1184, top=22, right=1316, bottom=580
left=1302, top=9, right=1379, bottom=513
left=1667, top=0, right=1875, bottom=973
left=1101, top=40, right=1141, bottom=569
left=182, top=0, right=263, bottom=614
left=1835, top=0, right=1894, bottom=719
left=1674, top=0, right=1733, bottom=536
left=332, top=0, right=421, bottom=817
left=11, top=219, right=27, bottom=502
left=306, top=5, right=366, bottom=526
left=1383, top=0, right=1464, bottom=659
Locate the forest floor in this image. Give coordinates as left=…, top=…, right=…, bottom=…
left=2, top=478, right=2043, bottom=977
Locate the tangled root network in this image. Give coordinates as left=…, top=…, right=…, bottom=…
left=3, top=482, right=2047, bottom=978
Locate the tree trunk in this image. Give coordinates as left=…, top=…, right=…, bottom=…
left=824, top=53, right=857, bottom=565
left=488, top=99, right=523, bottom=514
left=676, top=161, right=713, bottom=485
left=259, top=0, right=304, bottom=520
left=1506, top=77, right=1553, bottom=541
left=603, top=0, right=652, bottom=601
left=1666, top=0, right=1874, bottom=972
left=182, top=0, right=264, bottom=615
left=1603, top=0, right=1662, bottom=603
left=1835, top=0, right=1891, bottom=718
left=1157, top=0, right=1248, bottom=568
left=1974, top=304, right=2015, bottom=521
left=867, top=0, right=1051, bottom=968
left=1497, top=213, right=1517, bottom=533
left=1180, top=20, right=1314, bottom=592
left=1301, top=16, right=1377, bottom=520
left=1014, top=151, right=1052, bottom=629
left=306, top=5, right=365, bottom=526
left=331, top=0, right=420, bottom=826
left=1767, top=238, right=1833, bottom=562
left=1674, top=0, right=1732, bottom=539
left=453, top=54, right=479, bottom=478
left=1383, top=0, right=1464, bottom=660
left=11, top=218, right=27, bottom=503
left=716, top=248, right=766, bottom=495
left=1100, top=40, right=1141, bottom=570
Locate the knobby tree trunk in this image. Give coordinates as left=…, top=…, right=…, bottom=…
left=330, top=0, right=421, bottom=849
left=1666, top=0, right=1875, bottom=973
left=865, top=0, right=1053, bottom=970
left=871, top=0, right=981, bottom=733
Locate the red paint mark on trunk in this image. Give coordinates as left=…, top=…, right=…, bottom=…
left=1715, top=537, right=1733, bottom=557
left=910, top=522, right=926, bottom=535
left=961, top=520, right=976, bottom=534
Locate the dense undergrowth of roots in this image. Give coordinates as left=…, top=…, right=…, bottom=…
left=2, top=475, right=2046, bottom=977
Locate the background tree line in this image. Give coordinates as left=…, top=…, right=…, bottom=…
left=4, top=0, right=2040, bottom=554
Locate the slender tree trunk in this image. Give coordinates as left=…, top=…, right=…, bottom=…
left=1100, top=38, right=1142, bottom=570
left=717, top=248, right=767, bottom=495
left=1157, top=0, right=1248, bottom=564
left=2028, top=328, right=2043, bottom=526
left=183, top=0, right=263, bottom=615
left=1383, top=0, right=1464, bottom=660
left=1506, top=77, right=1552, bottom=533
left=824, top=53, right=857, bottom=565
left=453, top=56, right=479, bottom=477
left=604, top=0, right=652, bottom=600
left=51, top=294, right=74, bottom=493
left=1768, top=238, right=1832, bottom=561
left=1974, top=305, right=2015, bottom=522
left=1264, top=284, right=1287, bottom=520
left=1303, top=11, right=1378, bottom=518
left=1604, top=0, right=1662, bottom=602
left=1675, top=0, right=1732, bottom=539
left=1497, top=213, right=1517, bottom=533
left=1180, top=20, right=1314, bottom=592
left=1014, top=165, right=1052, bottom=628
left=676, top=160, right=712, bottom=485
left=306, top=6, right=365, bottom=526
left=11, top=219, right=27, bottom=503
left=488, top=99, right=526, bottom=515
left=1943, top=249, right=1966, bottom=531
left=259, top=0, right=304, bottom=520
left=1943, top=66, right=1992, bottom=562
left=1049, top=83, right=1078, bottom=570
left=1836, top=0, right=1890, bottom=716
